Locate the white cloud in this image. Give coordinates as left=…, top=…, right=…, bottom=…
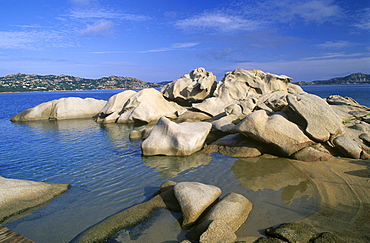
left=316, top=40, right=355, bottom=49
left=89, top=43, right=199, bottom=54
left=232, top=56, right=370, bottom=81
left=176, top=12, right=261, bottom=32
left=139, top=42, right=199, bottom=53
left=0, top=31, right=68, bottom=49
left=292, top=0, right=342, bottom=23
left=68, top=9, right=149, bottom=21
left=79, top=19, right=114, bottom=37
left=302, top=53, right=364, bottom=60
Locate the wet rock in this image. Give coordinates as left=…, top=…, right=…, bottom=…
left=11, top=97, right=106, bottom=122
left=291, top=144, right=333, bottom=162
left=310, top=232, right=346, bottom=243
left=0, top=176, right=70, bottom=222
left=117, top=88, right=186, bottom=124
left=203, top=133, right=264, bottom=158
left=199, top=219, right=237, bottom=243
left=141, top=117, right=212, bottom=156
left=76, top=187, right=181, bottom=243
left=287, top=93, right=343, bottom=142
left=235, top=110, right=314, bottom=156
left=159, top=180, right=177, bottom=193
left=174, top=182, right=222, bottom=229
left=265, top=223, right=316, bottom=243
left=254, top=237, right=287, bottom=243
left=129, top=130, right=143, bottom=140
left=161, top=67, right=217, bottom=102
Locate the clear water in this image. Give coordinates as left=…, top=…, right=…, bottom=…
left=0, top=85, right=368, bottom=242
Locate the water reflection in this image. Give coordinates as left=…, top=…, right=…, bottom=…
left=143, top=152, right=212, bottom=179
left=231, top=157, right=314, bottom=204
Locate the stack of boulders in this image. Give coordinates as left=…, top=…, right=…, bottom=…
left=11, top=67, right=370, bottom=161
left=76, top=181, right=253, bottom=243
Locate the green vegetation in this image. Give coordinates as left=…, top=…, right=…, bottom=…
left=0, top=73, right=162, bottom=92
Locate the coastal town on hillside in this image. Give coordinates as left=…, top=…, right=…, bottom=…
left=0, top=73, right=162, bottom=92
left=0, top=72, right=369, bottom=92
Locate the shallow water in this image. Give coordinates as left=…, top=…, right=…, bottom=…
left=1, top=85, right=368, bottom=242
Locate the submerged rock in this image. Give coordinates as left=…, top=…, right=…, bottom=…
left=141, top=117, right=212, bottom=156
left=0, top=176, right=70, bottom=222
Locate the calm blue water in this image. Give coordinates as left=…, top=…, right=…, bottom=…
left=0, top=85, right=368, bottom=242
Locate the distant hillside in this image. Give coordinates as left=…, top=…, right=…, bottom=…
left=0, top=73, right=162, bottom=92
left=295, top=73, right=370, bottom=85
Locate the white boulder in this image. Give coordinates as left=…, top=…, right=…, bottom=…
left=141, top=117, right=212, bottom=156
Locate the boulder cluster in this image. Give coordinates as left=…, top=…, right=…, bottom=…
left=11, top=67, right=370, bottom=161
left=77, top=181, right=252, bottom=243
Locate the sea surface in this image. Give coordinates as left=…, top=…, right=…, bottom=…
left=0, top=84, right=369, bottom=242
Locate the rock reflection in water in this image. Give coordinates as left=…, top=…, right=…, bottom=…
left=231, top=157, right=314, bottom=204
left=143, top=152, right=212, bottom=179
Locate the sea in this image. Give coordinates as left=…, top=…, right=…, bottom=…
left=0, top=84, right=369, bottom=243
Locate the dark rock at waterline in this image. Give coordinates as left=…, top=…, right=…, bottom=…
left=265, top=223, right=316, bottom=243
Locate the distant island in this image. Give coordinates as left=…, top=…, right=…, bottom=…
left=1, top=72, right=369, bottom=92
left=0, top=73, right=162, bottom=92
left=294, top=73, right=370, bottom=85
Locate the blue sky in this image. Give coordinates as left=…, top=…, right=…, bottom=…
left=0, top=0, right=369, bottom=82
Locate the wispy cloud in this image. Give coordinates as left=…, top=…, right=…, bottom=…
left=79, top=19, right=114, bottom=37
left=89, top=42, right=199, bottom=54
left=302, top=52, right=366, bottom=60
left=68, top=9, right=149, bottom=21
left=316, top=40, right=356, bottom=49
left=291, top=0, right=342, bottom=23
left=0, top=31, right=68, bottom=50
left=176, top=12, right=261, bottom=32
left=139, top=42, right=199, bottom=53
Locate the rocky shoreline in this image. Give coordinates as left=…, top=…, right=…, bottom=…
left=7, top=67, right=370, bottom=242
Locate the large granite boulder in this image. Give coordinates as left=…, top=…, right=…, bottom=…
left=235, top=110, right=315, bottom=156
left=161, top=67, right=217, bottom=102
left=287, top=93, right=343, bottom=142
left=0, top=176, right=70, bottom=222
left=174, top=182, right=222, bottom=229
left=141, top=117, right=212, bottom=156
left=11, top=97, right=106, bottom=121
left=193, top=69, right=293, bottom=117
left=96, top=90, right=136, bottom=123
left=117, top=88, right=186, bottom=124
